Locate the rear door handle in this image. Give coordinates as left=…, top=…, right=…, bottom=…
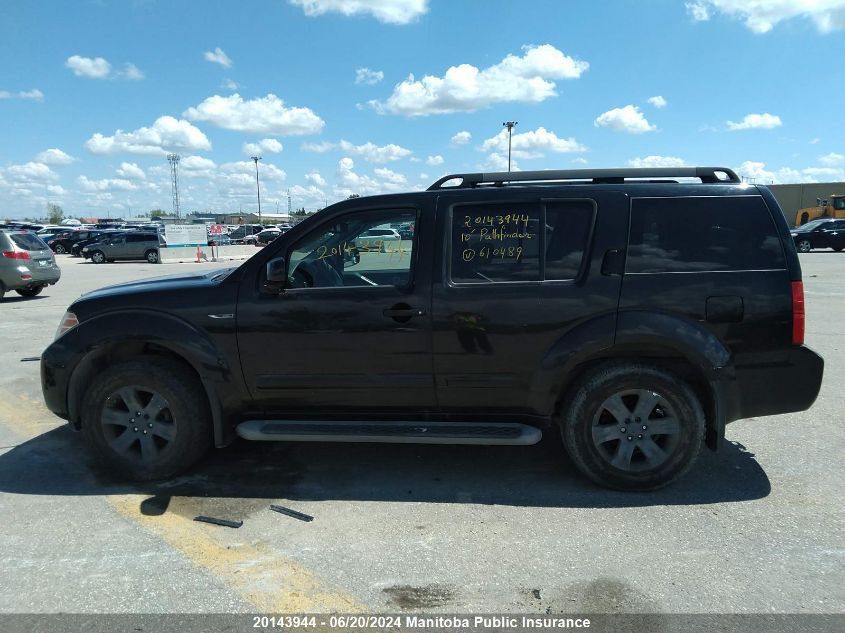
left=601, top=248, right=625, bottom=276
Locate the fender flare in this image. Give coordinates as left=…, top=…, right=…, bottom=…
left=66, top=310, right=234, bottom=447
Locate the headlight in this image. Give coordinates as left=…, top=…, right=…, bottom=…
left=55, top=311, right=79, bottom=340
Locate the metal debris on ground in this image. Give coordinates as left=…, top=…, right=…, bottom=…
left=193, top=515, right=243, bottom=528
left=20, top=357, right=40, bottom=362
left=270, top=504, right=314, bottom=522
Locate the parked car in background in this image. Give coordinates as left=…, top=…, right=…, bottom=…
left=253, top=228, right=282, bottom=247
left=82, top=232, right=162, bottom=264
left=228, top=224, right=265, bottom=244
left=790, top=218, right=845, bottom=252
left=397, top=223, right=414, bottom=240
left=36, top=226, right=69, bottom=240
left=208, top=234, right=233, bottom=246
left=70, top=229, right=124, bottom=257
left=0, top=230, right=61, bottom=300
left=354, top=227, right=401, bottom=251
left=48, top=229, right=110, bottom=254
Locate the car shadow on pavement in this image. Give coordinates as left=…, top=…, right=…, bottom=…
left=0, top=425, right=770, bottom=510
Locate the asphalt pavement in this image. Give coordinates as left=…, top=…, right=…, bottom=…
left=0, top=253, right=842, bottom=615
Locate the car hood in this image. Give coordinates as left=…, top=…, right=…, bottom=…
left=76, top=270, right=232, bottom=302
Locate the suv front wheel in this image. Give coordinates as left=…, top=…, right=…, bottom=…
left=81, top=358, right=211, bottom=480
left=796, top=239, right=813, bottom=253
left=560, top=363, right=705, bottom=490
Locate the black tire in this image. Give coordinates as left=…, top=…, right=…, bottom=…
left=0, top=283, right=5, bottom=301
left=16, top=285, right=44, bottom=297
left=91, top=250, right=106, bottom=264
left=796, top=239, right=812, bottom=253
left=145, top=249, right=159, bottom=264
left=833, top=247, right=843, bottom=252
left=81, top=358, right=211, bottom=480
left=54, top=244, right=67, bottom=254
left=560, top=362, right=705, bottom=491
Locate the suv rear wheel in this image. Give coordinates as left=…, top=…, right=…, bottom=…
left=81, top=358, right=211, bottom=480
left=144, top=249, right=159, bottom=264
left=560, top=363, right=705, bottom=490
left=16, top=285, right=44, bottom=297
left=54, top=244, right=67, bottom=254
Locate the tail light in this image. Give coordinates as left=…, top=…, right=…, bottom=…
left=791, top=281, right=805, bottom=346
left=2, top=250, right=31, bottom=260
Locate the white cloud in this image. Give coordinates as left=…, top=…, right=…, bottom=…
left=355, top=67, right=384, bottom=85
left=450, top=130, right=471, bottom=145
left=180, top=155, right=217, bottom=178
left=480, top=126, right=587, bottom=159
left=480, top=152, right=519, bottom=172
left=47, top=185, right=66, bottom=195
left=371, top=44, right=589, bottom=116
left=809, top=137, right=820, bottom=144
left=243, top=138, right=284, bottom=155
left=686, top=0, right=845, bottom=33
left=818, top=152, right=844, bottom=166
left=302, top=139, right=412, bottom=163
left=120, top=63, right=145, bottom=80
left=288, top=184, right=327, bottom=207
left=734, top=160, right=845, bottom=184
left=78, top=175, right=138, bottom=192
left=85, top=115, right=212, bottom=155
left=222, top=78, right=239, bottom=91
left=4, top=162, right=59, bottom=183
left=289, top=0, right=429, bottom=25
left=647, top=95, right=667, bottom=108
left=572, top=158, right=588, bottom=165
left=221, top=160, right=287, bottom=181
left=0, top=88, right=44, bottom=101
left=373, top=167, right=407, bottom=185
left=334, top=157, right=409, bottom=198
left=204, top=47, right=233, bottom=68
left=305, top=171, right=327, bottom=187
left=116, top=162, right=146, bottom=179
left=594, top=105, right=657, bottom=134
left=35, top=148, right=76, bottom=165
left=426, top=155, right=444, bottom=166
left=726, top=112, right=782, bottom=130
left=627, top=155, right=688, bottom=168
left=65, top=55, right=111, bottom=78
left=184, top=93, right=325, bottom=135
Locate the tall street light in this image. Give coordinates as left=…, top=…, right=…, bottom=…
left=251, top=156, right=262, bottom=223
left=502, top=121, right=518, bottom=172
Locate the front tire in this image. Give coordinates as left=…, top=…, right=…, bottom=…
left=91, top=250, right=106, bottom=264
left=16, top=285, right=44, bottom=297
left=81, top=358, right=211, bottom=480
left=560, top=363, right=705, bottom=491
left=797, top=239, right=812, bottom=253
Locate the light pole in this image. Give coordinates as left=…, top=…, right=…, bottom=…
left=251, top=156, right=262, bottom=223
left=502, top=121, right=517, bottom=172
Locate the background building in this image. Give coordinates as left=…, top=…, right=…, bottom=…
left=769, top=182, right=845, bottom=226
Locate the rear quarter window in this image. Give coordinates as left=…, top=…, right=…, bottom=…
left=626, top=196, right=786, bottom=273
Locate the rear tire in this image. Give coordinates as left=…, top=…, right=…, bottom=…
left=54, top=244, right=67, bottom=254
left=16, top=285, right=44, bottom=297
left=145, top=249, right=159, bottom=264
left=81, top=358, right=211, bottom=480
left=833, top=247, right=843, bottom=252
left=560, top=362, right=705, bottom=491
left=91, top=250, right=106, bottom=264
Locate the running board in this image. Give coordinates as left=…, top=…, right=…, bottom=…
left=235, top=420, right=542, bottom=445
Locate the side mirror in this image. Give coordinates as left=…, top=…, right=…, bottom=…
left=264, top=257, right=287, bottom=294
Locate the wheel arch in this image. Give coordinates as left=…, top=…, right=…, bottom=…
left=66, top=311, right=232, bottom=447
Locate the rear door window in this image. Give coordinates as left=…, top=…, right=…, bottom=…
left=9, top=233, right=48, bottom=251
left=626, top=196, right=786, bottom=273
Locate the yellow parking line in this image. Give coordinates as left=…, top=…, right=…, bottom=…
left=0, top=388, right=365, bottom=613
left=109, top=495, right=365, bottom=613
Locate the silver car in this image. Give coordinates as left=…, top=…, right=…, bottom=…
left=82, top=232, right=163, bottom=264
left=0, top=230, right=61, bottom=300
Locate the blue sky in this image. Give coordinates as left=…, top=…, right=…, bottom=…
left=1, top=0, right=844, bottom=219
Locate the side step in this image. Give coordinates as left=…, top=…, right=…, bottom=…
left=235, top=420, right=542, bottom=446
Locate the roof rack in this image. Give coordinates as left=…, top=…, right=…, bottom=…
left=427, top=167, right=741, bottom=190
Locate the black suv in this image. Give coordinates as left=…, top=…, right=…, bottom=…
left=40, top=167, right=823, bottom=490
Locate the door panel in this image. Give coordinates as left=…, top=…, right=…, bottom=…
left=236, top=203, right=436, bottom=417
left=431, top=191, right=629, bottom=418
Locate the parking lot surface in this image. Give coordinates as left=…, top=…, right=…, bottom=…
left=0, top=254, right=842, bottom=614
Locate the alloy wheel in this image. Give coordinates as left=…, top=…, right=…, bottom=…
left=100, top=386, right=177, bottom=463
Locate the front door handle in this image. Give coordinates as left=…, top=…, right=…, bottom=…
left=383, top=303, right=426, bottom=321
